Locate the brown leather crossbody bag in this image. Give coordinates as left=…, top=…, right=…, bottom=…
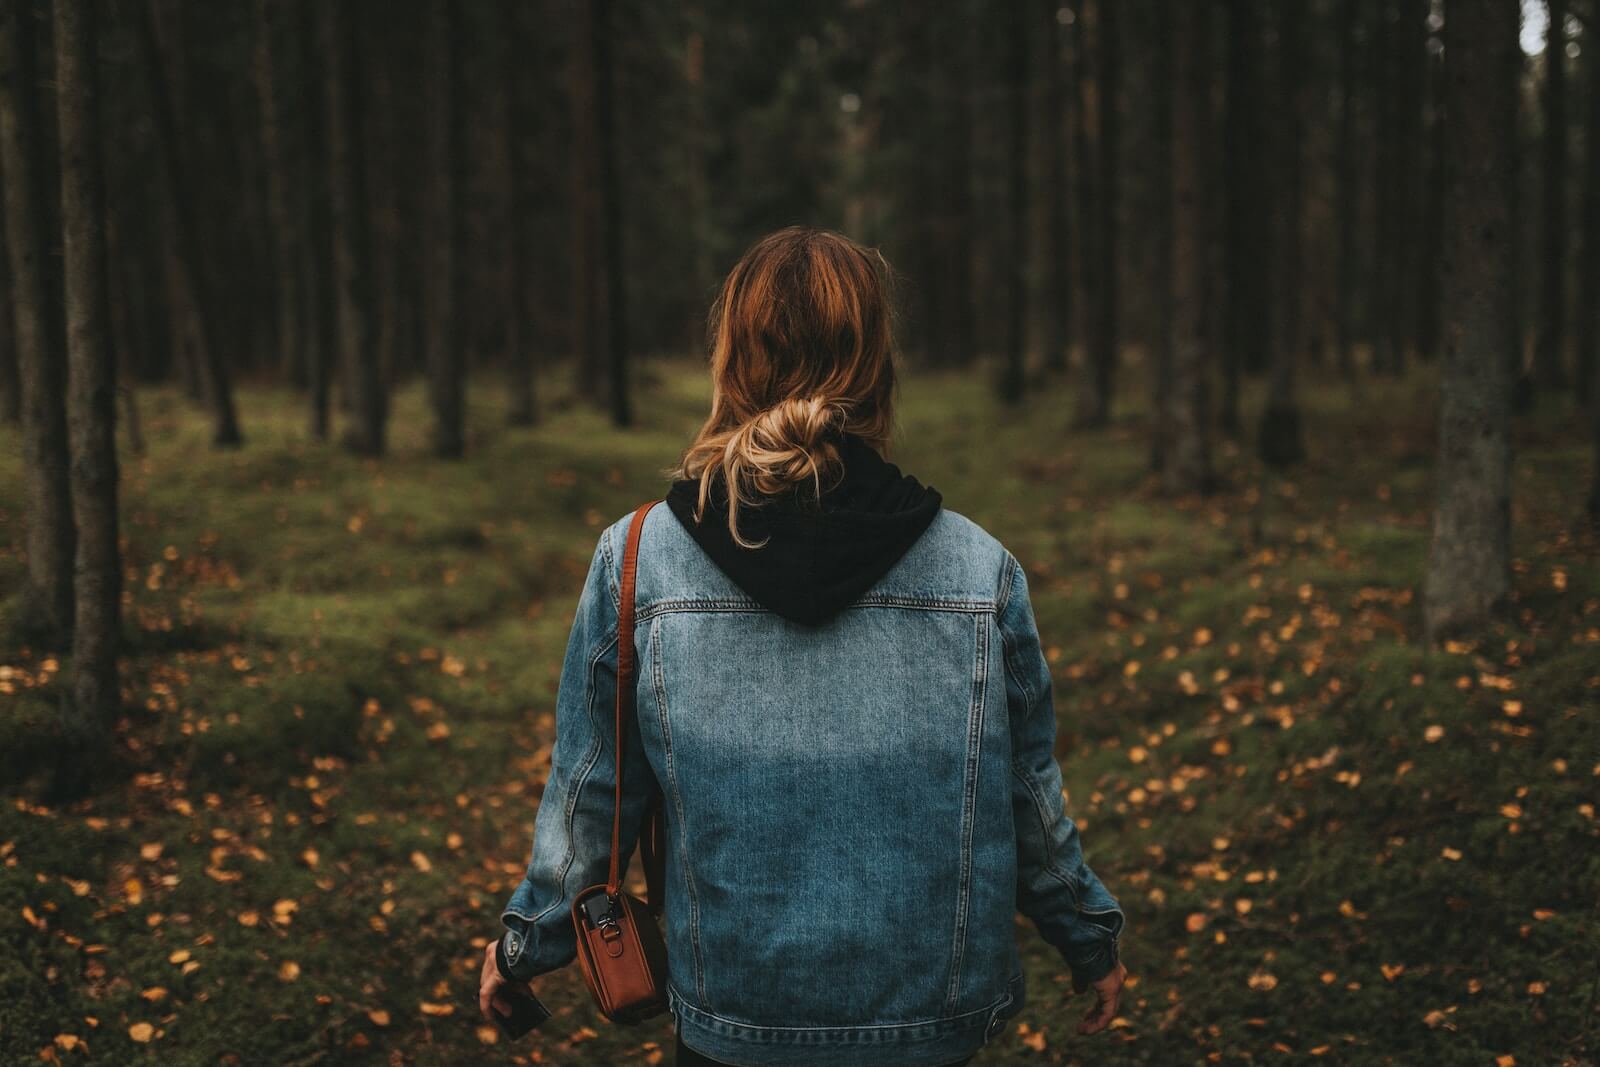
left=570, top=500, right=670, bottom=1024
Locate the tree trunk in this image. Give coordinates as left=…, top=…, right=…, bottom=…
left=1396, top=0, right=1426, bottom=375
left=296, top=0, right=331, bottom=439
left=365, top=17, right=403, bottom=400
left=591, top=0, right=629, bottom=427
left=323, top=0, right=383, bottom=456
left=1580, top=13, right=1600, bottom=407
left=999, top=0, right=1028, bottom=405
left=1416, top=37, right=1446, bottom=363
left=570, top=0, right=599, bottom=397
left=134, top=0, right=242, bottom=446
left=1223, top=0, right=1268, bottom=431
left=682, top=7, right=714, bottom=362
left=1076, top=0, right=1117, bottom=427
left=940, top=2, right=977, bottom=369
left=1534, top=0, right=1568, bottom=389
left=1334, top=0, right=1360, bottom=381
left=425, top=0, right=465, bottom=457
left=255, top=0, right=301, bottom=387
left=1260, top=0, right=1306, bottom=467
left=1072, top=4, right=1094, bottom=388
left=1041, top=0, right=1071, bottom=377
left=1424, top=0, right=1517, bottom=641
left=0, top=0, right=75, bottom=642
left=506, top=0, right=537, bottom=425
left=0, top=211, right=18, bottom=424
left=1164, top=0, right=1213, bottom=496
left=1148, top=0, right=1173, bottom=473
left=55, top=0, right=119, bottom=790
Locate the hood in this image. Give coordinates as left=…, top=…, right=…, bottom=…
left=665, top=431, right=943, bottom=627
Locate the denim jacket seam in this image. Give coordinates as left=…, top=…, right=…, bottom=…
left=636, top=594, right=995, bottom=625
left=600, top=519, right=621, bottom=613
left=943, top=610, right=990, bottom=1015
left=995, top=563, right=1037, bottom=712
left=995, top=552, right=1019, bottom=617
left=638, top=597, right=763, bottom=623
left=1006, top=762, right=1082, bottom=906
left=671, top=979, right=1015, bottom=1035
left=651, top=617, right=708, bottom=1002
left=512, top=628, right=618, bottom=937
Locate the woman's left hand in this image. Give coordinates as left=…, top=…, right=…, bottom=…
left=478, top=939, right=535, bottom=1024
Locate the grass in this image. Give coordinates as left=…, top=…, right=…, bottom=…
left=1, top=358, right=1597, bottom=1066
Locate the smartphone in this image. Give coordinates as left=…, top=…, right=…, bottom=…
left=491, top=984, right=552, bottom=1040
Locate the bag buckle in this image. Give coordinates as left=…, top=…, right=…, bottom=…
left=582, top=892, right=622, bottom=941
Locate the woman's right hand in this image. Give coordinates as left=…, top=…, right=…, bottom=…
left=1072, top=961, right=1127, bottom=1036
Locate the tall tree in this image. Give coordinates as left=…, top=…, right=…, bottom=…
left=1260, top=0, right=1307, bottom=466
left=365, top=14, right=405, bottom=404
left=1373, top=0, right=1428, bottom=377
left=297, top=0, right=333, bottom=439
left=1416, top=29, right=1446, bottom=364
left=936, top=1, right=977, bottom=369
left=55, top=0, right=119, bottom=787
left=999, top=0, right=1028, bottom=405
left=505, top=0, right=537, bottom=426
left=1072, top=2, right=1095, bottom=383
left=424, top=0, right=465, bottom=457
left=1580, top=6, right=1600, bottom=407
left=1534, top=0, right=1569, bottom=389
left=134, top=0, right=242, bottom=446
left=1041, top=0, right=1072, bottom=376
left=1223, top=0, right=1269, bottom=431
left=254, top=0, right=300, bottom=385
left=570, top=0, right=599, bottom=395
left=1148, top=0, right=1173, bottom=472
left=1424, top=0, right=1517, bottom=640
left=1075, top=0, right=1117, bottom=427
left=1164, top=0, right=1213, bottom=496
left=323, top=0, right=383, bottom=455
left=0, top=0, right=75, bottom=641
left=593, top=0, right=630, bottom=427
left=1333, top=0, right=1362, bottom=381
left=0, top=212, right=17, bottom=424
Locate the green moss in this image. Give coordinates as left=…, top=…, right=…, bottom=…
left=0, top=363, right=1594, bottom=1064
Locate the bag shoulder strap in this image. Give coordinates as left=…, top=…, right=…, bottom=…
left=606, top=499, right=662, bottom=896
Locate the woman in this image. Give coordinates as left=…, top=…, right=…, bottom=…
left=479, top=227, right=1126, bottom=1066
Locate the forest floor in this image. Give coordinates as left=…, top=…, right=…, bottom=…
left=1, top=360, right=1597, bottom=1066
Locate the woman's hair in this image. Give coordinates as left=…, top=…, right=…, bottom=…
left=670, top=226, right=899, bottom=548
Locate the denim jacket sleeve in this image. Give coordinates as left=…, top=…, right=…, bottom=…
left=997, top=552, right=1126, bottom=986
left=497, top=520, right=658, bottom=981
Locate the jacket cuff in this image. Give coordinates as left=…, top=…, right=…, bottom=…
left=1065, top=908, right=1124, bottom=988
left=1068, top=939, right=1121, bottom=988
left=497, top=926, right=537, bottom=983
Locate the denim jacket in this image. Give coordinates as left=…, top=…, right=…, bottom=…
left=499, top=503, right=1124, bottom=1066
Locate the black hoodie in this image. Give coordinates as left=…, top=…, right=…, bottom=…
left=665, top=431, right=943, bottom=627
